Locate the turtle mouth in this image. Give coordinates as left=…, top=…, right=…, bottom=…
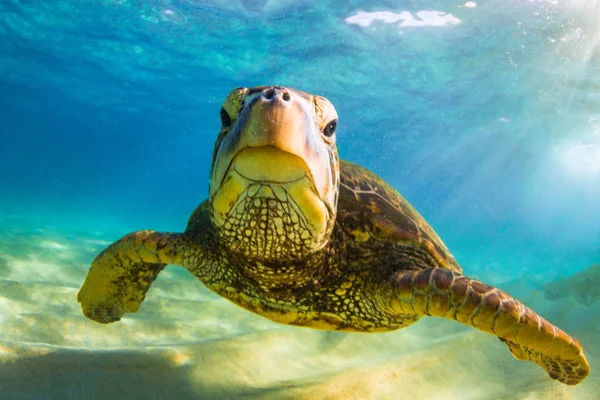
left=212, top=145, right=325, bottom=227
left=226, top=146, right=313, bottom=184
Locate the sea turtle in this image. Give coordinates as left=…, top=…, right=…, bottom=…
left=78, top=86, right=589, bottom=385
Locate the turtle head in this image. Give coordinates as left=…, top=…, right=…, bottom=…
left=209, top=86, right=339, bottom=261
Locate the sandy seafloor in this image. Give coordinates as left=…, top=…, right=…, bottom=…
left=1, top=212, right=598, bottom=400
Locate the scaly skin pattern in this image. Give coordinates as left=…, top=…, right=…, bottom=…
left=387, top=268, right=589, bottom=386
left=78, top=86, right=589, bottom=386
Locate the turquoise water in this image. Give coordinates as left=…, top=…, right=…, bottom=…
left=1, top=1, right=599, bottom=399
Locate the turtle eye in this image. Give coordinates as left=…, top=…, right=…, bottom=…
left=323, top=119, right=337, bottom=137
left=220, top=107, right=232, bottom=128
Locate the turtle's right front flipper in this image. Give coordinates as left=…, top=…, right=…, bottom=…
left=386, top=268, right=590, bottom=385
left=77, top=230, right=196, bottom=324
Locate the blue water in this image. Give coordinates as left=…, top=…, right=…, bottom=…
left=2, top=0, right=598, bottom=280
left=1, top=0, right=599, bottom=398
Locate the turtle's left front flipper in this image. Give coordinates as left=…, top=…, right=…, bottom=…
left=78, top=230, right=196, bottom=324
left=385, top=268, right=590, bottom=385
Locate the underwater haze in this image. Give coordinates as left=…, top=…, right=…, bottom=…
left=1, top=0, right=600, bottom=399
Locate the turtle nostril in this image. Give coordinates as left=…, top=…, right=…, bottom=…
left=282, top=92, right=291, bottom=101
left=265, top=89, right=275, bottom=100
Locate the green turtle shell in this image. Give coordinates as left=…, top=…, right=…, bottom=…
left=336, top=160, right=462, bottom=274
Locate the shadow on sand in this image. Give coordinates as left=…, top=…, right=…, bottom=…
left=0, top=346, right=277, bottom=400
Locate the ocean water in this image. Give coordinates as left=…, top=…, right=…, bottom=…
left=1, top=1, right=599, bottom=399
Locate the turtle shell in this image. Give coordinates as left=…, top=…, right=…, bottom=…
left=336, top=160, right=462, bottom=273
